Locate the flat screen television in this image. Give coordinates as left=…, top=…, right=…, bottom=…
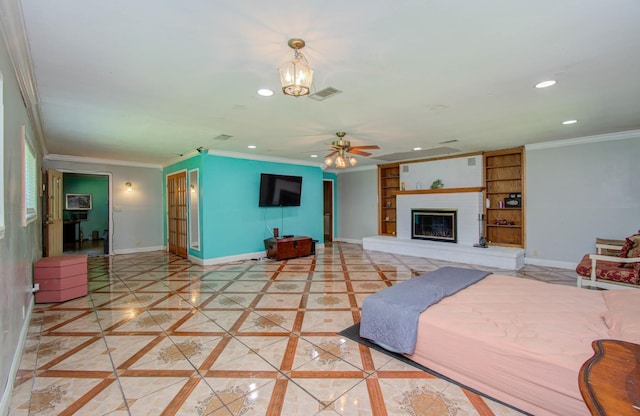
left=259, top=173, right=302, bottom=207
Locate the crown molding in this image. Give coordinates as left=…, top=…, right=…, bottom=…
left=326, top=164, right=378, bottom=174
left=0, top=0, right=47, bottom=155
left=202, top=149, right=323, bottom=168
left=44, top=154, right=162, bottom=169
left=525, top=129, right=640, bottom=151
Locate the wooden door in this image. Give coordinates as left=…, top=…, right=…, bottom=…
left=44, top=168, right=63, bottom=257
left=323, top=180, right=333, bottom=242
left=167, top=171, right=188, bottom=258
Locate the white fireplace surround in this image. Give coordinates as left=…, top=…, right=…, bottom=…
left=363, top=190, right=525, bottom=270
left=398, top=192, right=483, bottom=245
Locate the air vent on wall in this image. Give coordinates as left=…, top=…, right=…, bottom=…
left=308, top=87, right=342, bottom=101
left=213, top=134, right=232, bottom=141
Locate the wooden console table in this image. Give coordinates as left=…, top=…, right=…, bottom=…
left=579, top=339, right=640, bottom=415
left=264, top=236, right=312, bottom=260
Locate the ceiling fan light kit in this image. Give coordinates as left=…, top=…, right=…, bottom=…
left=324, top=132, right=379, bottom=169
left=279, top=38, right=314, bottom=97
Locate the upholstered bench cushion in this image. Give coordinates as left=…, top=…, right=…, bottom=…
left=34, top=254, right=88, bottom=303
left=576, top=254, right=639, bottom=285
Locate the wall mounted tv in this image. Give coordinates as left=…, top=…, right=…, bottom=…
left=259, top=173, right=303, bottom=207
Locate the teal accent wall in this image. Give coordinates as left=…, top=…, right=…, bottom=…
left=63, top=174, right=109, bottom=240
left=164, top=154, right=324, bottom=261
left=323, top=172, right=338, bottom=238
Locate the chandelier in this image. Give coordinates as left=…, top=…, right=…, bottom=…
left=278, top=38, right=313, bottom=97
left=324, top=149, right=358, bottom=169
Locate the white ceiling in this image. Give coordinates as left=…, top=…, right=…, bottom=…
left=13, top=0, right=640, bottom=167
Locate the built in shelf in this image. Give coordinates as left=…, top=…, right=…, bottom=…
left=487, top=224, right=521, bottom=228
left=395, top=187, right=485, bottom=195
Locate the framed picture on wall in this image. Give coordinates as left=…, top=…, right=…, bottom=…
left=65, top=193, right=92, bottom=210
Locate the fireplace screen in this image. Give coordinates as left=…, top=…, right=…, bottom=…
left=412, top=209, right=457, bottom=243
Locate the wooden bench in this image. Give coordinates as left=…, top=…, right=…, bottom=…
left=576, top=239, right=640, bottom=290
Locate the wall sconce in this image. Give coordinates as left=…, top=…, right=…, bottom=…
left=190, top=184, right=196, bottom=193
left=125, top=182, right=133, bottom=192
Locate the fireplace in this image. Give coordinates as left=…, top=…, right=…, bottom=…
left=412, top=209, right=457, bottom=243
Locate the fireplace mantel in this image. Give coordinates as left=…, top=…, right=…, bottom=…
left=395, top=187, right=485, bottom=195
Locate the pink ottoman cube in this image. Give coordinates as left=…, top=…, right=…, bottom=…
left=34, top=254, right=88, bottom=303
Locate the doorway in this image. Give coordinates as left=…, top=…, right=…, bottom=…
left=323, top=179, right=334, bottom=242
left=60, top=173, right=110, bottom=256
left=167, top=171, right=188, bottom=258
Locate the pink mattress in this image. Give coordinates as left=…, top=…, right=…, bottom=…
left=407, top=274, right=610, bottom=416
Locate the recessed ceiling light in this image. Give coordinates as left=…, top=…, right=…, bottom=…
left=413, top=147, right=422, bottom=151
left=248, top=145, right=257, bottom=149
left=257, top=89, right=274, bottom=97
left=562, top=119, right=578, bottom=125
left=535, top=80, right=556, bottom=89
left=310, top=154, right=318, bottom=158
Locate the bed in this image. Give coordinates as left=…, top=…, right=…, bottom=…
left=360, top=268, right=640, bottom=416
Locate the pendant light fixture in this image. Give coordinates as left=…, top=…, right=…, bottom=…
left=278, top=38, right=313, bottom=97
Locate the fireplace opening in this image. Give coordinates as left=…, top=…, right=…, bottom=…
left=412, top=209, right=457, bottom=243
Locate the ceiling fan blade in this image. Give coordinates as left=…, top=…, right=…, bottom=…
left=348, top=149, right=372, bottom=157
left=324, top=151, right=338, bottom=158
left=350, top=145, right=380, bottom=150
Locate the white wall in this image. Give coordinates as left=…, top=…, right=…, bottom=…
left=336, top=168, right=378, bottom=242
left=525, top=133, right=640, bottom=267
left=400, top=154, right=482, bottom=190
left=0, top=35, right=43, bottom=412
left=42, top=157, right=165, bottom=254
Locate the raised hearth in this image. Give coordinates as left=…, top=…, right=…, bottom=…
left=362, top=235, right=525, bottom=270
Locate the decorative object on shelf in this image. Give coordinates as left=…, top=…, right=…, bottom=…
left=504, top=194, right=522, bottom=207
left=278, top=38, right=313, bottom=97
left=401, top=181, right=406, bottom=191
left=430, top=179, right=444, bottom=189
left=324, top=132, right=380, bottom=168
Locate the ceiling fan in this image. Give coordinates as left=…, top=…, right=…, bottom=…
left=324, top=132, right=380, bottom=168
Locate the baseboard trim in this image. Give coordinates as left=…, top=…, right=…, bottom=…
left=333, top=238, right=362, bottom=245
left=523, top=257, right=576, bottom=270
left=0, top=296, right=35, bottom=416
left=112, top=245, right=166, bottom=255
left=196, top=251, right=267, bottom=266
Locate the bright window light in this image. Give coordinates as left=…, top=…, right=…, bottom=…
left=22, top=125, right=38, bottom=226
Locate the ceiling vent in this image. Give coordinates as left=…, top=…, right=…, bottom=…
left=375, top=146, right=460, bottom=162
left=308, top=87, right=342, bottom=101
left=213, top=134, right=232, bottom=141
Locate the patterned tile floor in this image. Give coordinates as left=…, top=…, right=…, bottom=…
left=9, top=243, right=578, bottom=415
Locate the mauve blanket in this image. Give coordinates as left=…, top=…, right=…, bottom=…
left=359, top=266, right=491, bottom=354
